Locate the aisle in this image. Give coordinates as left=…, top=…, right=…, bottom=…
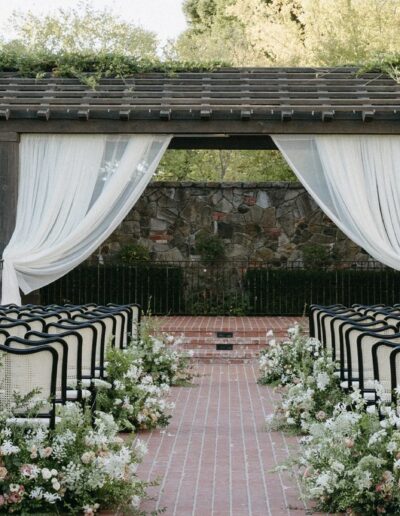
left=137, top=363, right=313, bottom=516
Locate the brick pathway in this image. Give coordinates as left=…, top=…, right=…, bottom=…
left=138, top=362, right=312, bottom=516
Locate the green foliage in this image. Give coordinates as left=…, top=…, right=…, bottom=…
left=188, top=288, right=250, bottom=315
left=302, top=244, right=331, bottom=269
left=177, top=0, right=400, bottom=68
left=0, top=46, right=225, bottom=87
left=119, top=244, right=150, bottom=264
left=155, top=149, right=295, bottom=182
left=195, top=232, right=225, bottom=261
left=97, top=326, right=192, bottom=431
left=0, top=397, right=147, bottom=514
left=8, top=1, right=157, bottom=57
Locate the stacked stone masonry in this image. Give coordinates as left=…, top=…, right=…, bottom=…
left=95, top=181, right=369, bottom=264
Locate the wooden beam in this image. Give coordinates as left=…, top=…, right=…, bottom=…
left=169, top=135, right=278, bottom=150
left=1, top=119, right=400, bottom=135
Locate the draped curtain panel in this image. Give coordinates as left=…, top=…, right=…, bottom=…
left=1, top=134, right=171, bottom=305
left=273, top=135, right=400, bottom=270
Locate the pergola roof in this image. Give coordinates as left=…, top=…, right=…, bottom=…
left=1, top=67, right=400, bottom=145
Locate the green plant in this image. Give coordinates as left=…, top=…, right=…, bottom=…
left=0, top=393, right=148, bottom=514
left=0, top=47, right=226, bottom=87
left=119, top=244, right=150, bottom=264
left=302, top=244, right=331, bottom=269
left=294, top=389, right=400, bottom=515
left=195, top=232, right=225, bottom=262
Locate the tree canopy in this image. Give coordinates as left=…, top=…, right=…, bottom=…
left=6, top=1, right=158, bottom=57
left=177, top=0, right=400, bottom=66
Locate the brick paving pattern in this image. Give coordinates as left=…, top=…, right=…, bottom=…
left=138, top=362, right=313, bottom=516
left=154, top=316, right=308, bottom=363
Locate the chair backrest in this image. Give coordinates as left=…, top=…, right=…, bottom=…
left=16, top=316, right=46, bottom=332
left=0, top=321, right=30, bottom=339
left=71, top=316, right=106, bottom=368
left=27, top=331, right=82, bottom=386
left=330, top=315, right=373, bottom=362
left=358, top=332, right=400, bottom=391
left=372, top=341, right=400, bottom=400
left=107, top=303, right=141, bottom=342
left=0, top=343, right=58, bottom=427
left=47, top=321, right=97, bottom=378
left=345, top=323, right=396, bottom=385
left=0, top=330, right=9, bottom=344
left=83, top=312, right=117, bottom=349
left=94, top=307, right=127, bottom=348
left=390, top=348, right=400, bottom=402
left=321, top=311, right=361, bottom=355
left=312, top=307, right=353, bottom=342
left=5, top=336, right=68, bottom=403
left=385, top=315, right=400, bottom=330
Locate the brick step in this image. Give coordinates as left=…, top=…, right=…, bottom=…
left=163, top=329, right=290, bottom=338
left=179, top=341, right=267, bottom=351
left=188, top=351, right=259, bottom=364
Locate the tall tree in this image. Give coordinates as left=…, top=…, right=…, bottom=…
left=177, top=0, right=400, bottom=66
left=8, top=1, right=158, bottom=57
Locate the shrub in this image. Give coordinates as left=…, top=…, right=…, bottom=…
left=195, top=232, right=225, bottom=262
left=0, top=394, right=148, bottom=514
left=302, top=244, right=331, bottom=269
left=119, top=244, right=150, bottom=264
left=296, top=389, right=400, bottom=515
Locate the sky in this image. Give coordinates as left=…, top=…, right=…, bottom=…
left=0, top=0, right=187, bottom=46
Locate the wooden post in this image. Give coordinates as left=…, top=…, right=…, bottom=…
left=0, top=133, right=19, bottom=301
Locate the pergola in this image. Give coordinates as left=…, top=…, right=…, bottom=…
left=1, top=66, right=400, bottom=283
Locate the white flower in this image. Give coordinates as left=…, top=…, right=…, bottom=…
left=9, top=483, right=20, bottom=492
left=52, top=479, right=61, bottom=491
left=0, top=440, right=20, bottom=455
left=134, top=439, right=148, bottom=458
left=30, top=487, right=44, bottom=500
left=43, top=492, right=61, bottom=504
left=42, top=468, right=52, bottom=480
left=316, top=372, right=330, bottom=391
left=131, top=495, right=141, bottom=508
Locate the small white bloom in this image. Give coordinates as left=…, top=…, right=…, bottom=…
left=41, top=468, right=52, bottom=480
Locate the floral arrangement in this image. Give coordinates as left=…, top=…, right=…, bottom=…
left=98, top=323, right=193, bottom=432
left=258, top=325, right=322, bottom=386
left=267, top=352, right=345, bottom=434
left=132, top=323, right=193, bottom=387
left=97, top=346, right=174, bottom=432
left=296, top=388, right=400, bottom=515
left=0, top=394, right=148, bottom=515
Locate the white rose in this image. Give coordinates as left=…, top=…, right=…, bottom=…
left=52, top=480, right=61, bottom=491
left=41, top=468, right=52, bottom=480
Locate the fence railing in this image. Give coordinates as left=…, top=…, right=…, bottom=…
left=40, top=260, right=400, bottom=315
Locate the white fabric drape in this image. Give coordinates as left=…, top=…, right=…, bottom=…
left=272, top=134, right=400, bottom=270
left=2, top=134, right=171, bottom=305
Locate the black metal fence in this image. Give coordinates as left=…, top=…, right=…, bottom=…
left=40, top=260, right=400, bottom=316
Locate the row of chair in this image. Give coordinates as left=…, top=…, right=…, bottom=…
left=309, top=303, right=400, bottom=405
left=0, top=302, right=141, bottom=428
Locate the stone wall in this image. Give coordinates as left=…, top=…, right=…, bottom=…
left=94, top=181, right=370, bottom=264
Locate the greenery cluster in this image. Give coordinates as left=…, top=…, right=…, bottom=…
left=302, top=244, right=332, bottom=269
left=261, top=329, right=345, bottom=433
left=0, top=47, right=225, bottom=88
left=119, top=244, right=150, bottom=264
left=259, top=326, right=400, bottom=514
left=0, top=394, right=148, bottom=514
left=97, top=324, right=192, bottom=431
left=178, top=0, right=400, bottom=68
left=155, top=149, right=295, bottom=183
left=195, top=232, right=225, bottom=261
left=297, top=389, right=400, bottom=515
